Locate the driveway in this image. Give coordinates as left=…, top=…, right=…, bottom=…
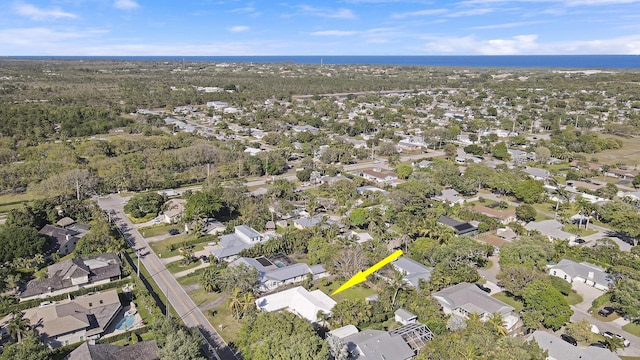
left=571, top=280, right=606, bottom=313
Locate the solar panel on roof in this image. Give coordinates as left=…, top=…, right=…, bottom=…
left=256, top=257, right=273, bottom=267
left=454, top=223, right=474, bottom=232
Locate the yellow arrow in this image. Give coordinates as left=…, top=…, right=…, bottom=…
left=331, top=249, right=403, bottom=295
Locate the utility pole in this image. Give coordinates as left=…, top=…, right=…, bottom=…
left=136, top=248, right=140, bottom=278
left=76, top=178, right=80, bottom=201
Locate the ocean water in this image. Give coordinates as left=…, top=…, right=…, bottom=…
left=9, top=55, right=640, bottom=69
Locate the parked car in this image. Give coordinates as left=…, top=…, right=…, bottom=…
left=561, top=334, right=577, bottom=346
left=168, top=228, right=179, bottom=236
left=602, top=332, right=631, bottom=347
left=598, top=306, right=615, bottom=317
left=590, top=342, right=606, bottom=348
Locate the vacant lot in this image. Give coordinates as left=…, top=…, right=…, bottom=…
left=597, top=135, right=640, bottom=166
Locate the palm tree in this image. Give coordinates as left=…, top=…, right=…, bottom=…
left=240, top=291, right=256, bottom=318
left=487, top=313, right=508, bottom=336
left=603, top=335, right=624, bottom=352
left=228, top=288, right=243, bottom=320
left=390, top=270, right=407, bottom=307
left=7, top=312, right=30, bottom=344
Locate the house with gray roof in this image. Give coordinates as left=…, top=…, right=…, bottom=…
left=39, top=224, right=83, bottom=256
left=549, top=259, right=612, bottom=291
left=528, top=331, right=621, bottom=360
left=356, top=185, right=389, bottom=195
left=392, top=257, right=433, bottom=288
left=525, top=219, right=575, bottom=241
left=211, top=225, right=264, bottom=262
left=23, top=289, right=122, bottom=348
left=432, top=282, right=520, bottom=333
left=342, top=329, right=415, bottom=360
left=230, top=255, right=320, bottom=292
left=67, top=340, right=159, bottom=360
left=523, top=167, right=551, bottom=182
left=433, top=189, right=465, bottom=206
left=19, top=253, right=121, bottom=301
left=293, top=214, right=328, bottom=229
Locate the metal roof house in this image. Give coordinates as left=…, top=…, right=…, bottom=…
left=392, top=257, right=433, bottom=288
left=230, top=255, right=320, bottom=292
left=211, top=225, right=265, bottom=262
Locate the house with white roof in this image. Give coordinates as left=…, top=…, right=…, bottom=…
left=392, top=257, right=433, bottom=288
left=206, top=101, right=228, bottom=110
left=211, top=225, right=265, bottom=262
left=361, top=169, right=398, bottom=183
left=548, top=259, right=612, bottom=291
left=432, top=282, right=520, bottom=333
left=254, top=286, right=336, bottom=323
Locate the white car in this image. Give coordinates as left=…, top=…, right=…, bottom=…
left=603, top=331, right=630, bottom=347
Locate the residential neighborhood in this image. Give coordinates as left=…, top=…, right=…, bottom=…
left=1, top=60, right=640, bottom=360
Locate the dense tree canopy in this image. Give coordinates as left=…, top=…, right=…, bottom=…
left=124, top=192, right=165, bottom=218
left=0, top=226, right=48, bottom=263
left=238, top=311, right=328, bottom=360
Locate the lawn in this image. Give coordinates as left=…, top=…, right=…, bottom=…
left=0, top=191, right=41, bottom=213
left=139, top=223, right=176, bottom=238
left=188, top=288, right=222, bottom=307
left=565, top=291, right=583, bottom=306
left=205, top=297, right=242, bottom=344
left=595, top=135, right=640, bottom=166
left=562, top=224, right=598, bottom=237
left=492, top=292, right=524, bottom=313
left=149, top=234, right=196, bottom=258
left=165, top=258, right=203, bottom=274
left=312, top=281, right=377, bottom=302
left=622, top=323, right=640, bottom=337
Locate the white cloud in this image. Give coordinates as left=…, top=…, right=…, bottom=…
left=310, top=30, right=358, bottom=36
left=418, top=33, right=640, bottom=54
left=114, top=0, right=139, bottom=10
left=297, top=5, right=356, bottom=19
left=391, top=9, right=448, bottom=19
left=14, top=3, right=77, bottom=20
left=470, top=21, right=547, bottom=29
left=228, top=26, right=250, bottom=32
left=447, top=8, right=494, bottom=17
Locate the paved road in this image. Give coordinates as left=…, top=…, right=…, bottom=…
left=97, top=195, right=238, bottom=360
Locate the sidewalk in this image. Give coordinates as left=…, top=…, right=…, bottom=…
left=173, top=261, right=210, bottom=278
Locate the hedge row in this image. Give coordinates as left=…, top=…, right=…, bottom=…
left=4, top=277, right=133, bottom=316
left=97, top=327, right=151, bottom=344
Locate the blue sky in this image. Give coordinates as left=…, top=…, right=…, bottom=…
left=2, top=0, right=640, bottom=55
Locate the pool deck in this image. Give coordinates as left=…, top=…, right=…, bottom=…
left=102, top=304, right=146, bottom=339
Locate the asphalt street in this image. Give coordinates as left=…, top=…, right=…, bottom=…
left=97, top=195, right=239, bottom=360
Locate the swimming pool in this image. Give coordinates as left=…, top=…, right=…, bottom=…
left=115, top=316, right=135, bottom=330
